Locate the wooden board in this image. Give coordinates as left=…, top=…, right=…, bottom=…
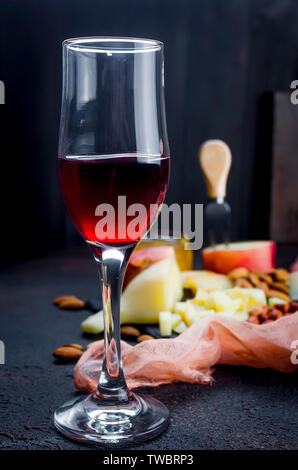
left=270, top=92, right=298, bottom=242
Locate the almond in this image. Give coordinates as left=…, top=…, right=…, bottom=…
left=289, top=301, right=298, bottom=312
left=255, top=280, right=270, bottom=296
left=137, top=334, right=155, bottom=343
left=120, top=326, right=141, bottom=337
left=274, top=303, right=290, bottom=313
left=258, top=313, right=269, bottom=323
left=228, top=267, right=249, bottom=280
left=53, top=295, right=78, bottom=305
left=235, top=278, right=253, bottom=288
left=53, top=346, right=83, bottom=361
left=270, top=282, right=289, bottom=294
left=58, top=298, right=86, bottom=310
left=268, top=268, right=289, bottom=282
left=268, top=309, right=283, bottom=321
left=247, top=272, right=260, bottom=287
left=249, top=306, right=269, bottom=317
left=258, top=273, right=272, bottom=284
left=267, top=289, right=290, bottom=303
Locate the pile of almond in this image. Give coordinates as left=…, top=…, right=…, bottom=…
left=228, top=267, right=290, bottom=302
left=53, top=327, right=155, bottom=362
left=247, top=302, right=298, bottom=324
left=120, top=326, right=155, bottom=343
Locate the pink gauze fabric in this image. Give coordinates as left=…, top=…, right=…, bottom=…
left=74, top=313, right=298, bottom=392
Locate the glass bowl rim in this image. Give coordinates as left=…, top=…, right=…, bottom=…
left=63, top=37, right=163, bottom=53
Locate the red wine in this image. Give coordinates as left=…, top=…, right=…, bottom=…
left=58, top=154, right=170, bottom=247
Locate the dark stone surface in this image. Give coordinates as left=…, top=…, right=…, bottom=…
left=0, top=246, right=297, bottom=450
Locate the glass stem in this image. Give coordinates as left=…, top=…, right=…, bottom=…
left=94, top=245, right=135, bottom=403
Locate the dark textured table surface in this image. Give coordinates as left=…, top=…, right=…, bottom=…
left=0, top=246, right=297, bottom=450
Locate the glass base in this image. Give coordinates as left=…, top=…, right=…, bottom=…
left=54, top=392, right=169, bottom=445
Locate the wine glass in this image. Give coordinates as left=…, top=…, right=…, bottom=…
left=54, top=37, right=170, bottom=444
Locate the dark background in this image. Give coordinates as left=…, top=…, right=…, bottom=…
left=0, top=0, right=298, bottom=261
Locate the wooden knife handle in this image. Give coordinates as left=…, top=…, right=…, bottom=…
left=198, top=139, right=232, bottom=198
